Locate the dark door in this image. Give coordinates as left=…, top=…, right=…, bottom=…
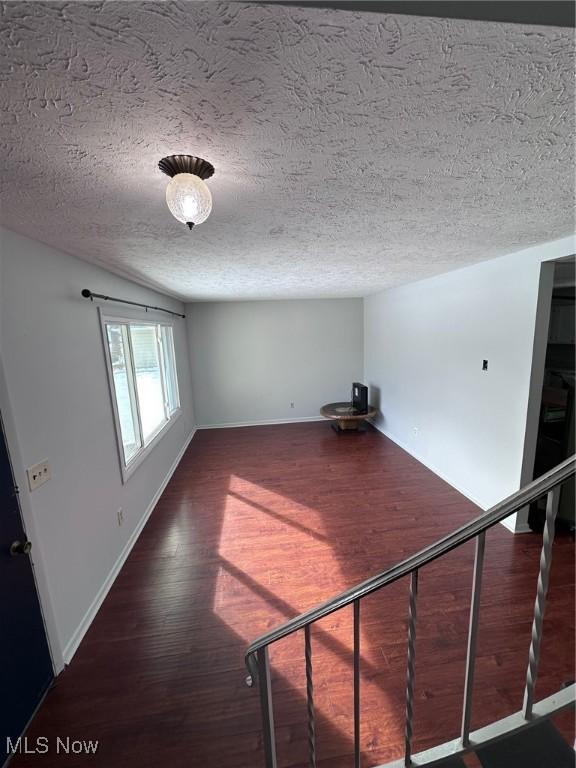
left=0, top=413, right=53, bottom=764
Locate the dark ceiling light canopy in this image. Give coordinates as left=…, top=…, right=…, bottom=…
left=159, top=154, right=215, bottom=230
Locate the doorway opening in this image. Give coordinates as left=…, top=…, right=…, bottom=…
left=529, top=258, right=575, bottom=532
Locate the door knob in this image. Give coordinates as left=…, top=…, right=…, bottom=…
left=10, top=540, right=32, bottom=557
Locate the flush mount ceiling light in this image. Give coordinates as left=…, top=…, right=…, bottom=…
left=158, top=154, right=214, bottom=230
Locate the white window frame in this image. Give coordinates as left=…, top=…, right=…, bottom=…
left=99, top=308, right=182, bottom=482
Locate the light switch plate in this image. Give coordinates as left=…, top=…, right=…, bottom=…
left=27, top=459, right=51, bottom=491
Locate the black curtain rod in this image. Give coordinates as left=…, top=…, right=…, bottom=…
left=81, top=289, right=186, bottom=319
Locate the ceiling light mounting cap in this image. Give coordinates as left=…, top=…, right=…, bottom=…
left=158, top=154, right=214, bottom=180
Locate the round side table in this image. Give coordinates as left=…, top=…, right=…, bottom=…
left=320, top=402, right=378, bottom=432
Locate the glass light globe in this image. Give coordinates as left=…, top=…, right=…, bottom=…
left=165, top=173, right=212, bottom=228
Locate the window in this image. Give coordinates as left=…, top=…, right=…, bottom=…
left=102, top=315, right=180, bottom=478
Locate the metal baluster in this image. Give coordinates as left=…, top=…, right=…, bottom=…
left=461, top=531, right=486, bottom=746
left=404, top=570, right=419, bottom=767
left=304, top=625, right=316, bottom=768
left=257, top=646, right=278, bottom=768
left=523, top=487, right=560, bottom=719
left=354, top=599, right=361, bottom=768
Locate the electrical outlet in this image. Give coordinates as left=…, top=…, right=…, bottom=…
left=26, top=459, right=50, bottom=491
left=413, top=427, right=419, bottom=439
left=482, top=359, right=488, bottom=371
left=117, top=508, right=124, bottom=527
left=290, top=402, right=295, bottom=409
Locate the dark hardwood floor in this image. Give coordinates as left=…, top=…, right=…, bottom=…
left=14, top=423, right=574, bottom=767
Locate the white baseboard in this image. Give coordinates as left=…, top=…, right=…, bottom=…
left=198, top=416, right=325, bottom=429
left=369, top=420, right=489, bottom=510
left=61, top=428, right=196, bottom=665
left=370, top=421, right=529, bottom=534
left=500, top=515, right=532, bottom=534
left=514, top=524, right=533, bottom=534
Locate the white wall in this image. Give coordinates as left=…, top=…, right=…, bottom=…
left=2, top=225, right=571, bottom=675
left=0, top=227, right=196, bottom=668
left=187, top=299, right=363, bottom=427
left=364, top=237, right=575, bottom=528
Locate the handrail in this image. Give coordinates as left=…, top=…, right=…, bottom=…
left=245, top=454, right=575, bottom=673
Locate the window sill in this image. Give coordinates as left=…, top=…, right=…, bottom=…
left=121, top=408, right=182, bottom=483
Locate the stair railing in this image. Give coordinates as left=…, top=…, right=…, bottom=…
left=245, top=455, right=576, bottom=768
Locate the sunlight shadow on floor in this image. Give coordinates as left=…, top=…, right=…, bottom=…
left=227, top=488, right=331, bottom=543
left=213, top=474, right=405, bottom=758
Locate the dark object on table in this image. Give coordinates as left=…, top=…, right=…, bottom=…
left=352, top=382, right=368, bottom=414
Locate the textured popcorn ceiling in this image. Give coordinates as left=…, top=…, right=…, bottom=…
left=0, top=2, right=573, bottom=300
